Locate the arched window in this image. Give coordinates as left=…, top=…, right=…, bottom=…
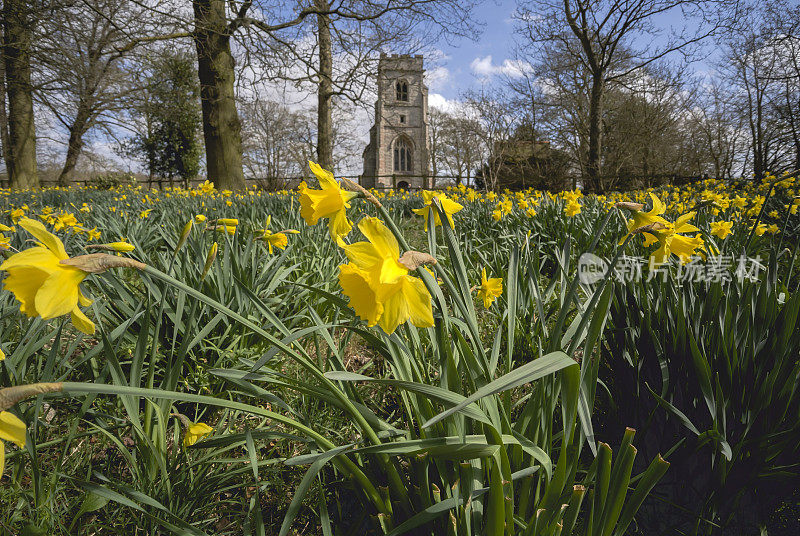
left=395, top=80, right=408, bottom=101
left=394, top=138, right=412, bottom=172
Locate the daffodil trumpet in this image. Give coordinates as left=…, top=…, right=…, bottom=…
left=338, top=217, right=435, bottom=334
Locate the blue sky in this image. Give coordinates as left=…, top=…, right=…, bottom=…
left=425, top=0, right=722, bottom=104
left=426, top=0, right=520, bottom=100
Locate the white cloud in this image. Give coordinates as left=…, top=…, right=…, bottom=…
left=470, top=55, right=532, bottom=79
left=429, top=92, right=459, bottom=112
left=425, top=66, right=450, bottom=91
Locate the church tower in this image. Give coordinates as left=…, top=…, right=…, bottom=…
left=361, top=54, right=431, bottom=189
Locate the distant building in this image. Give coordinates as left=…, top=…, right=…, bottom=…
left=361, top=53, right=431, bottom=189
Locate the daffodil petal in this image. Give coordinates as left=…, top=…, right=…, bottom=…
left=357, top=217, right=399, bottom=261
left=19, top=218, right=68, bottom=260
left=338, top=263, right=383, bottom=327
left=35, top=267, right=85, bottom=319
left=0, top=247, right=60, bottom=271
left=3, top=266, right=50, bottom=317
left=402, top=276, right=434, bottom=328
left=0, top=411, right=26, bottom=448
left=71, top=307, right=96, bottom=335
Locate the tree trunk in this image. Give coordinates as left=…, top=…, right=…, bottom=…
left=316, top=0, right=333, bottom=170
left=193, top=0, right=245, bottom=190
left=58, top=128, right=84, bottom=186
left=0, top=24, right=11, bottom=183
left=58, top=104, right=92, bottom=186
left=586, top=75, right=604, bottom=192
left=3, top=0, right=38, bottom=189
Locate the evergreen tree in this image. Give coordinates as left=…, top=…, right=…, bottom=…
left=128, top=50, right=202, bottom=186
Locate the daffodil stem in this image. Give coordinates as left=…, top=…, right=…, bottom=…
left=565, top=234, right=633, bottom=356
left=138, top=265, right=394, bottom=516
left=59, top=381, right=389, bottom=516
left=743, top=181, right=776, bottom=253
left=548, top=208, right=617, bottom=354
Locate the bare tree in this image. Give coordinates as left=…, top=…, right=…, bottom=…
left=240, top=98, right=312, bottom=187
left=440, top=112, right=485, bottom=185
left=462, top=86, right=516, bottom=191
left=687, top=81, right=745, bottom=178
left=255, top=0, right=481, bottom=171
left=34, top=0, right=160, bottom=185
left=514, top=0, right=737, bottom=191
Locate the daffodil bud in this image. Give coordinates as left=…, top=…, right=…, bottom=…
left=0, top=382, right=63, bottom=412
left=86, top=241, right=135, bottom=253
left=175, top=220, right=193, bottom=253
left=60, top=253, right=147, bottom=273
left=631, top=222, right=667, bottom=234
left=340, top=176, right=382, bottom=207
left=615, top=202, right=645, bottom=212
left=398, top=251, right=437, bottom=270
left=201, top=242, right=218, bottom=280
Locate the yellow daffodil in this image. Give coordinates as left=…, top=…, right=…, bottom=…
left=0, top=347, right=4, bottom=360
left=563, top=190, right=583, bottom=203
left=766, top=223, right=779, bottom=234
left=412, top=190, right=464, bottom=228
left=0, top=234, right=9, bottom=250
left=197, top=180, right=215, bottom=194
left=754, top=223, right=767, bottom=236
left=140, top=209, right=153, bottom=219
left=338, top=217, right=434, bottom=334
left=194, top=214, right=206, bottom=223
left=710, top=221, right=733, bottom=239
left=0, top=224, right=13, bottom=232
left=86, top=227, right=101, bottom=241
left=0, top=218, right=95, bottom=334
left=10, top=207, right=26, bottom=223
left=648, top=213, right=704, bottom=265
left=492, top=208, right=503, bottom=222
left=298, top=161, right=358, bottom=244
left=53, top=212, right=78, bottom=231
left=0, top=411, right=26, bottom=475
left=256, top=216, right=299, bottom=254
left=476, top=268, right=503, bottom=308
left=620, top=193, right=670, bottom=244
left=183, top=421, right=213, bottom=448
left=564, top=200, right=581, bottom=217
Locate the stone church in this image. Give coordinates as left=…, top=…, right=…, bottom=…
left=361, top=54, right=432, bottom=189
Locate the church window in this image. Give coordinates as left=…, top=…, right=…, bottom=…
left=394, top=139, right=412, bottom=172
left=396, top=81, right=408, bottom=101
